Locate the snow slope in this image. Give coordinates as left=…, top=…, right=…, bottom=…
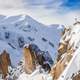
left=0, top=41, right=21, bottom=66
left=0, top=15, right=63, bottom=67
left=17, top=65, right=53, bottom=80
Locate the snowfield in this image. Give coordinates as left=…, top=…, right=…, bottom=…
left=0, top=14, right=63, bottom=80
left=17, top=66, right=52, bottom=80
left=0, top=15, right=63, bottom=66
left=0, top=14, right=80, bottom=80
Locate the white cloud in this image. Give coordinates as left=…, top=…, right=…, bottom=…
left=0, top=0, right=24, bottom=9
left=0, top=0, right=80, bottom=25
left=28, top=9, right=80, bottom=25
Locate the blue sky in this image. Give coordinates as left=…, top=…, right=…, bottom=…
left=63, top=0, right=80, bottom=9
left=23, top=0, right=80, bottom=11
left=0, top=0, right=80, bottom=25
left=24, top=0, right=80, bottom=9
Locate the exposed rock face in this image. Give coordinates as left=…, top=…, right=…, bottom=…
left=50, top=26, right=73, bottom=80
left=23, top=46, right=36, bottom=74
left=72, top=75, right=80, bottom=80
left=0, top=50, right=11, bottom=79
left=58, top=43, right=67, bottom=54
left=23, top=44, right=53, bottom=74
left=72, top=71, right=80, bottom=80
left=57, top=43, right=68, bottom=61
left=50, top=21, right=80, bottom=80
left=50, top=60, right=66, bottom=80
left=57, top=27, right=71, bottom=61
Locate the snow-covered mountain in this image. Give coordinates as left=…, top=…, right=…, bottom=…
left=1, top=15, right=80, bottom=80
left=0, top=14, right=64, bottom=80
left=0, top=15, right=63, bottom=67
left=17, top=21, right=80, bottom=80
left=57, top=21, right=80, bottom=80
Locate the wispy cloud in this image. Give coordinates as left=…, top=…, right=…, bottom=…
left=0, top=0, right=80, bottom=25
left=22, top=0, right=80, bottom=25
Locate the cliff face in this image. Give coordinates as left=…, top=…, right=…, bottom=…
left=58, top=21, right=80, bottom=62
left=51, top=21, right=80, bottom=80
left=0, top=50, right=11, bottom=79
left=17, top=21, right=80, bottom=80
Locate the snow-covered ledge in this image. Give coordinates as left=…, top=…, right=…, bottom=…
left=58, top=47, right=80, bottom=80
